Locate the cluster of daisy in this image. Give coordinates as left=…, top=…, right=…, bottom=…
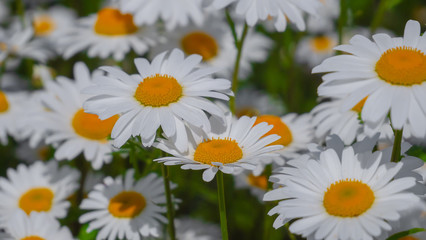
left=0, top=0, right=425, bottom=240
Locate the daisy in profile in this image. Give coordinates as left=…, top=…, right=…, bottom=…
left=60, top=6, right=159, bottom=61
left=264, top=138, right=421, bottom=240
left=235, top=87, right=285, bottom=117
left=119, top=0, right=204, bottom=31
left=0, top=91, right=27, bottom=145
left=83, top=48, right=232, bottom=151
left=295, top=33, right=337, bottom=68
left=313, top=20, right=426, bottom=138
left=306, top=0, right=340, bottom=33
left=1, top=210, right=74, bottom=240
left=252, top=113, right=313, bottom=169
left=235, top=170, right=269, bottom=201
left=154, top=110, right=283, bottom=182
left=175, top=217, right=221, bottom=240
left=79, top=170, right=171, bottom=240
left=40, top=62, right=118, bottom=170
left=211, top=0, right=321, bottom=32
left=0, top=161, right=79, bottom=226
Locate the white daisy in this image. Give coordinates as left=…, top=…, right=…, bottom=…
left=2, top=210, right=74, bottom=240
left=119, top=0, right=205, bottom=31
left=0, top=161, right=79, bottom=226
left=0, top=1, right=10, bottom=24
left=313, top=20, right=426, bottom=138
left=253, top=113, right=314, bottom=169
left=15, top=141, right=51, bottom=163
left=175, top=217, right=221, bottom=240
left=234, top=170, right=268, bottom=201
left=264, top=139, right=421, bottom=240
left=306, top=0, right=340, bottom=33
left=39, top=62, right=118, bottom=170
left=83, top=48, right=233, bottom=151
left=60, top=7, right=159, bottom=61
left=0, top=90, right=27, bottom=145
left=234, top=87, right=285, bottom=117
left=295, top=33, right=337, bottom=68
left=211, top=0, right=321, bottom=32
left=79, top=170, right=171, bottom=240
left=154, top=111, right=283, bottom=182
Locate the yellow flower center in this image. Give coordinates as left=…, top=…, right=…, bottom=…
left=323, top=179, right=374, bottom=217
left=0, top=42, right=7, bottom=51
left=254, top=115, right=292, bottom=146
left=0, top=91, right=9, bottom=113
left=247, top=174, right=268, bottom=190
left=94, top=8, right=138, bottom=36
left=181, top=31, right=219, bottom=61
left=375, top=46, right=426, bottom=85
left=193, top=138, right=243, bottom=165
left=134, top=74, right=183, bottom=107
left=72, top=108, right=118, bottom=141
left=33, top=15, right=56, bottom=36
left=108, top=191, right=146, bottom=218
left=21, top=237, right=45, bottom=240
left=399, top=237, right=420, bottom=240
left=19, top=188, right=54, bottom=215
left=351, top=96, right=368, bottom=113
left=310, top=36, right=334, bottom=52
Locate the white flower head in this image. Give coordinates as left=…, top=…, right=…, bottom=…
left=83, top=48, right=233, bottom=152
left=0, top=91, right=27, bottom=145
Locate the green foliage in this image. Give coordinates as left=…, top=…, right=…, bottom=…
left=78, top=224, right=98, bottom=240
left=386, top=228, right=425, bottom=240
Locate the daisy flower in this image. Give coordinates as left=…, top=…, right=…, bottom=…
left=295, top=33, right=337, bottom=68
left=235, top=87, right=285, bottom=117
left=211, top=0, right=321, bottom=32
left=154, top=111, right=283, bottom=182
left=313, top=20, right=426, bottom=138
left=83, top=48, right=232, bottom=151
left=253, top=113, right=314, bottom=167
left=235, top=170, right=269, bottom=201
left=306, top=0, right=340, bottom=33
left=119, top=0, right=204, bottom=31
left=0, top=1, right=10, bottom=24
left=264, top=138, right=421, bottom=240
left=2, top=210, right=74, bottom=240
left=79, top=170, right=171, bottom=240
left=175, top=217, right=221, bottom=240
left=40, top=62, right=118, bottom=170
left=0, top=90, right=27, bottom=145
left=60, top=6, right=159, bottom=61
left=0, top=161, right=79, bottom=226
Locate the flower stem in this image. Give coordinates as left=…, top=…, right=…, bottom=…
left=370, top=0, right=388, bottom=33
left=390, top=128, right=403, bottom=163
left=217, top=171, right=229, bottom=240
left=16, top=0, right=26, bottom=27
left=161, top=164, right=176, bottom=240
left=229, top=23, right=249, bottom=114
left=338, top=0, right=348, bottom=45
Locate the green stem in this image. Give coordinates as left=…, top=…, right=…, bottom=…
left=285, top=223, right=297, bottom=240
left=161, top=164, right=176, bottom=240
left=390, top=128, right=403, bottom=163
left=370, top=0, right=388, bottom=33
left=261, top=204, right=273, bottom=240
left=217, top=171, right=229, bottom=240
left=0, top=58, right=7, bottom=90
left=16, top=0, right=26, bottom=27
left=338, top=0, right=347, bottom=45
left=225, top=9, right=238, bottom=45
left=129, top=146, right=140, bottom=178
left=229, top=23, right=249, bottom=114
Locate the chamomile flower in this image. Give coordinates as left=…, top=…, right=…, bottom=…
left=295, top=33, right=337, bottom=68
left=235, top=87, right=285, bottom=117
left=253, top=113, right=314, bottom=167
left=0, top=1, right=10, bottom=24
left=79, top=170, right=171, bottom=240
left=154, top=111, right=283, bottom=182
left=235, top=170, right=269, bottom=201
left=306, top=0, right=340, bottom=33
left=119, top=0, right=204, bottom=31
left=0, top=161, right=79, bottom=226
left=313, top=20, right=426, bottom=138
left=60, top=7, right=159, bottom=61
left=211, top=0, right=321, bottom=32
left=83, top=48, right=232, bottom=151
left=0, top=91, right=27, bottom=145
left=2, top=210, right=74, bottom=240
left=175, top=218, right=221, bottom=240
left=264, top=139, right=421, bottom=240
left=40, top=62, right=118, bottom=170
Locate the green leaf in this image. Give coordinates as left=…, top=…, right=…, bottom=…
left=386, top=228, right=425, bottom=240
left=78, top=224, right=98, bottom=240
left=385, top=0, right=404, bottom=9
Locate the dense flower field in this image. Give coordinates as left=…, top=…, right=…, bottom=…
left=0, top=0, right=425, bottom=239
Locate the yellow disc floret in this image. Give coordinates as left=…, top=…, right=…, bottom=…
left=351, top=97, right=368, bottom=113
left=19, top=188, right=54, bottom=215
left=398, top=237, right=420, bottom=240
left=108, top=191, right=146, bottom=218
left=21, top=237, right=45, bottom=240
left=33, top=15, right=56, bottom=36
left=193, top=138, right=243, bottom=165
left=0, top=91, right=9, bottom=113
left=247, top=174, right=268, bottom=190
left=72, top=109, right=118, bottom=141
left=375, top=46, right=426, bottom=85
left=254, top=115, right=292, bottom=146
left=310, top=36, right=334, bottom=52
left=134, top=74, right=183, bottom=107
left=181, top=31, right=219, bottom=61
left=323, top=179, right=374, bottom=217
left=94, top=8, right=138, bottom=36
